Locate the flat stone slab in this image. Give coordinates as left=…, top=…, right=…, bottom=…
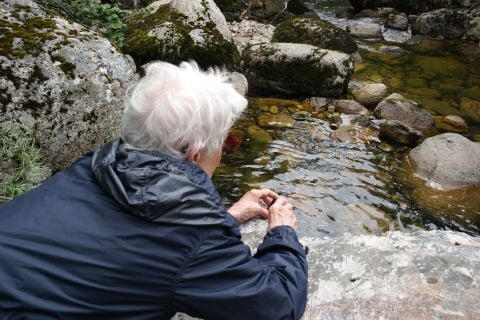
left=173, top=229, right=480, bottom=319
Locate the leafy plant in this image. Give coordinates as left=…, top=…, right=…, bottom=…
left=36, top=0, right=128, bottom=47
left=0, top=124, right=44, bottom=202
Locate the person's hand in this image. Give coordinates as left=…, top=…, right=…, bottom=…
left=268, top=196, right=297, bottom=231
left=228, top=189, right=278, bottom=224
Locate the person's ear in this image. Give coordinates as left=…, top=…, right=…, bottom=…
left=185, top=150, right=201, bottom=164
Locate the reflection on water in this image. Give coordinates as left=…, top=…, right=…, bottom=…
left=214, top=103, right=440, bottom=238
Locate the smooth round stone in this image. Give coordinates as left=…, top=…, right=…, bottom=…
left=352, top=83, right=388, bottom=108
left=257, top=114, right=295, bottom=129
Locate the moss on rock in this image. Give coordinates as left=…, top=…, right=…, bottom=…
left=272, top=17, right=358, bottom=54
left=124, top=5, right=239, bottom=68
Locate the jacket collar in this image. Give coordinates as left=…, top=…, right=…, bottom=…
left=91, top=139, right=237, bottom=229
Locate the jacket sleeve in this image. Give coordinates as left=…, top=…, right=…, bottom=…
left=173, top=225, right=308, bottom=320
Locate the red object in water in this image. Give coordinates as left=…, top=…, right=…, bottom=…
left=224, top=132, right=241, bottom=147
left=223, top=132, right=242, bottom=155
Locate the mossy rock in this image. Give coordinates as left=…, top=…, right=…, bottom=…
left=124, top=5, right=239, bottom=68
left=412, top=8, right=469, bottom=39
left=243, top=43, right=354, bottom=97
left=272, top=17, right=358, bottom=54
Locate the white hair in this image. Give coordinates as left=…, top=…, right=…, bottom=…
left=121, top=61, right=248, bottom=158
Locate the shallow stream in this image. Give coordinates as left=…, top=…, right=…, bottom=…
left=213, top=0, right=480, bottom=237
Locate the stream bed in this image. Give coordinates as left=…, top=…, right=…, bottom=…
left=213, top=0, right=480, bottom=237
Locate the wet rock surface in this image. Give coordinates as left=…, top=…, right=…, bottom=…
left=0, top=0, right=136, bottom=171
left=409, top=133, right=480, bottom=189
left=330, top=99, right=369, bottom=115
left=374, top=93, right=435, bottom=130
left=379, top=120, right=424, bottom=146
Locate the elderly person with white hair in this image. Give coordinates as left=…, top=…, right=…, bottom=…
left=0, top=61, right=308, bottom=320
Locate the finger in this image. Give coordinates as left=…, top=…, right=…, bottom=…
left=272, top=196, right=289, bottom=207
left=262, top=196, right=275, bottom=207
left=256, top=208, right=269, bottom=219
left=255, top=189, right=279, bottom=201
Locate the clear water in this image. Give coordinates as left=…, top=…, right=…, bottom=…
left=213, top=0, right=480, bottom=237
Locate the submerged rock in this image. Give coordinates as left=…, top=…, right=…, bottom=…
left=330, top=124, right=379, bottom=144
left=374, top=94, right=435, bottom=130
left=435, top=115, right=469, bottom=133
left=0, top=0, right=136, bottom=171
left=243, top=43, right=354, bottom=97
left=272, top=17, right=358, bottom=54
left=257, top=114, right=295, bottom=129
left=460, top=97, right=480, bottom=123
left=124, top=0, right=239, bottom=68
left=409, top=133, right=480, bottom=189
left=352, top=83, right=388, bottom=108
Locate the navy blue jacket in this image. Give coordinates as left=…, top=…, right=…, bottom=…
left=0, top=139, right=308, bottom=319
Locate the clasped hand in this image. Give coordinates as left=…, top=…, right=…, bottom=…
left=227, top=189, right=297, bottom=231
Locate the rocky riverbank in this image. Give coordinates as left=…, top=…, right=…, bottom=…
left=1, top=0, right=480, bottom=318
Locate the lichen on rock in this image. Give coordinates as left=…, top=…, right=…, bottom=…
left=124, top=1, right=239, bottom=69
left=272, top=17, right=358, bottom=54
left=0, top=0, right=136, bottom=172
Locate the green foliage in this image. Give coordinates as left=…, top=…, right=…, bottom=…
left=37, top=0, right=128, bottom=47
left=0, top=124, right=43, bottom=201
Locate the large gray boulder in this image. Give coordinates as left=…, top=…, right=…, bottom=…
left=374, top=93, right=435, bottom=130
left=412, top=8, right=470, bottom=39
left=0, top=0, right=136, bottom=171
left=409, top=133, right=480, bottom=189
left=272, top=17, right=358, bottom=54
left=243, top=43, right=354, bottom=97
left=299, top=230, right=480, bottom=320
left=173, top=229, right=480, bottom=320
left=124, top=0, right=239, bottom=68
